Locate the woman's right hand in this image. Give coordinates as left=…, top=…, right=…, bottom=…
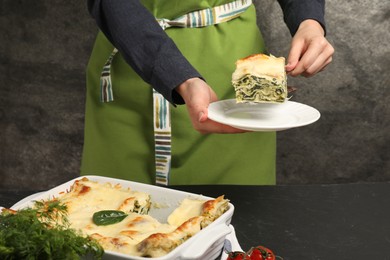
left=175, top=78, right=246, bottom=134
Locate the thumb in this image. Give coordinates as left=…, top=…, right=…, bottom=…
left=286, top=39, right=304, bottom=72
left=198, top=111, right=208, bottom=123
left=196, top=87, right=219, bottom=123
left=187, top=89, right=213, bottom=124
left=195, top=97, right=212, bottom=123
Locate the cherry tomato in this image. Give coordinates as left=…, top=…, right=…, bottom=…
left=226, top=251, right=249, bottom=260
left=226, top=245, right=276, bottom=260
left=247, top=246, right=275, bottom=260
left=247, top=247, right=264, bottom=260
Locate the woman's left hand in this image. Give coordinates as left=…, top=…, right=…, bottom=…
left=176, top=78, right=246, bottom=134
left=285, top=19, right=334, bottom=77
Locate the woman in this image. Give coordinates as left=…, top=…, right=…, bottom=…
left=81, top=0, right=334, bottom=185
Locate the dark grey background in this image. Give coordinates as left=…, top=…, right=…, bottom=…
left=0, top=0, right=389, bottom=190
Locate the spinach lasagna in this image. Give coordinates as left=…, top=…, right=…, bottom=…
left=232, top=53, right=287, bottom=103
left=35, top=177, right=229, bottom=258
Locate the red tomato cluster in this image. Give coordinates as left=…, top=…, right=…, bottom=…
left=227, top=245, right=275, bottom=260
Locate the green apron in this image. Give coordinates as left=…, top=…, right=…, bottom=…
left=81, top=0, right=276, bottom=185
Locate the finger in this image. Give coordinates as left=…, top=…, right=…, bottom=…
left=303, top=54, right=333, bottom=77
left=286, top=39, right=305, bottom=72
left=299, top=42, right=334, bottom=77
left=289, top=40, right=328, bottom=77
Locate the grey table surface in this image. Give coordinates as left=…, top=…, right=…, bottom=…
left=1, top=182, right=390, bottom=260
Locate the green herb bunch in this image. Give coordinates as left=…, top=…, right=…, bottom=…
left=0, top=200, right=104, bottom=260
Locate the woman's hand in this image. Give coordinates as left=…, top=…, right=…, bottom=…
left=285, top=19, right=334, bottom=77
left=175, top=78, right=246, bottom=134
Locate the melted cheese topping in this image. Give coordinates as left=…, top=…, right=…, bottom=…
left=167, top=198, right=205, bottom=227
left=232, top=53, right=285, bottom=81
left=50, top=178, right=225, bottom=257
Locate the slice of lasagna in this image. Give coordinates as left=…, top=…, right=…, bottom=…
left=232, top=53, right=287, bottom=103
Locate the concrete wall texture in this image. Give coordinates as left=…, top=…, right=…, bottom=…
left=0, top=0, right=389, bottom=190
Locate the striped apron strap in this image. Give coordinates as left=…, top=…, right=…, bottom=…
left=157, top=0, right=252, bottom=29
left=99, top=0, right=252, bottom=185
left=100, top=48, right=118, bottom=102
left=153, top=90, right=171, bottom=185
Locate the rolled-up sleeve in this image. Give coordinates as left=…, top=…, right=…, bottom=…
left=87, top=0, right=202, bottom=104
left=277, top=0, right=326, bottom=36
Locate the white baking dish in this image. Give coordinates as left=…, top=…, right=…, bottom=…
left=11, top=175, right=234, bottom=260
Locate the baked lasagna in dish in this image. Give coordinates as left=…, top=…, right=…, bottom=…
left=34, top=177, right=229, bottom=258
left=232, top=53, right=287, bottom=103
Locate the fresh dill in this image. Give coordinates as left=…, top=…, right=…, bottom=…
left=0, top=200, right=104, bottom=260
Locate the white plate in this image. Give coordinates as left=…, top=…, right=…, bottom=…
left=208, top=99, right=320, bottom=131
